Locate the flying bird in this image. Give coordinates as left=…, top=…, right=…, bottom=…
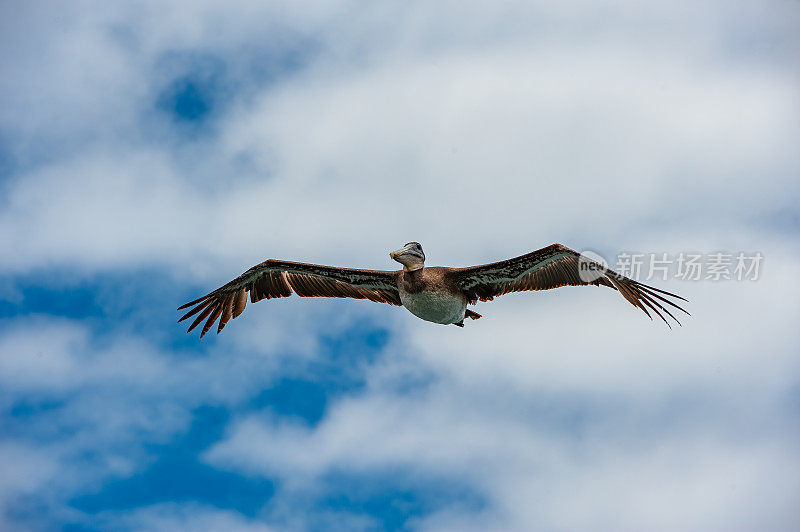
left=178, top=243, right=689, bottom=337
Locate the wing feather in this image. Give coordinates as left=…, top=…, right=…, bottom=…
left=201, top=303, right=224, bottom=338
left=216, top=294, right=235, bottom=334
left=178, top=298, right=214, bottom=323
left=179, top=259, right=401, bottom=337
left=451, top=243, right=689, bottom=327
left=232, top=288, right=247, bottom=318
left=186, top=303, right=216, bottom=334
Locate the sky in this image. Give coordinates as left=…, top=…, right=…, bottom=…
left=1, top=1, right=799, bottom=530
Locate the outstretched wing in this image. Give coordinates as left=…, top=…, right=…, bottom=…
left=450, top=243, right=689, bottom=327
left=178, top=260, right=401, bottom=337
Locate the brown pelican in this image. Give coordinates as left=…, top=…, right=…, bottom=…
left=178, top=243, right=689, bottom=337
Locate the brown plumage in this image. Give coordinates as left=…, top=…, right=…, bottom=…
left=450, top=243, right=688, bottom=328
left=178, top=243, right=689, bottom=337
left=178, top=260, right=401, bottom=338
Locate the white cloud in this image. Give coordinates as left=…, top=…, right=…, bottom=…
left=0, top=315, right=302, bottom=525
left=1, top=0, right=799, bottom=530
left=206, top=325, right=800, bottom=529
left=207, top=375, right=800, bottom=530
left=1, top=1, right=797, bottom=274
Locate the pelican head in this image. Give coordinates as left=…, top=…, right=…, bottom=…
left=390, top=242, right=425, bottom=271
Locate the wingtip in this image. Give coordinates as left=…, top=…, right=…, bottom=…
left=177, top=300, right=198, bottom=311
left=178, top=293, right=213, bottom=310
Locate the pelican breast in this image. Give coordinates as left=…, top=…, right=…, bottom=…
left=398, top=268, right=466, bottom=324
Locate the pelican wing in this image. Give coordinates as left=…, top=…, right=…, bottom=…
left=450, top=243, right=689, bottom=327
left=178, top=260, right=401, bottom=337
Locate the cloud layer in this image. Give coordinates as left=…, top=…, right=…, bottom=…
left=1, top=1, right=798, bottom=530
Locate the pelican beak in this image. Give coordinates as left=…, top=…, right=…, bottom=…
left=390, top=246, right=408, bottom=260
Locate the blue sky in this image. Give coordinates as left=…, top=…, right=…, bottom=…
left=1, top=1, right=799, bottom=530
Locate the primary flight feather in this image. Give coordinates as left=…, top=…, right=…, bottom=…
left=178, top=243, right=689, bottom=337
